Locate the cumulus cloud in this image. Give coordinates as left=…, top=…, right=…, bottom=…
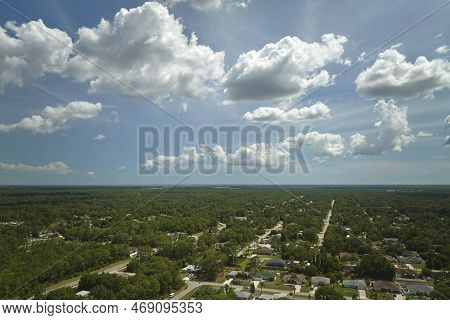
left=164, top=0, right=250, bottom=11
left=144, top=146, right=201, bottom=168
left=0, top=20, right=72, bottom=93
left=65, top=2, right=224, bottom=100
left=356, top=49, right=450, bottom=99
left=242, top=102, right=331, bottom=122
left=94, top=134, right=106, bottom=141
left=416, top=131, right=433, bottom=138
left=436, top=45, right=449, bottom=55
left=349, top=100, right=415, bottom=155
left=145, top=130, right=345, bottom=169
left=0, top=161, right=71, bottom=175
left=0, top=101, right=102, bottom=134
left=222, top=34, right=347, bottom=102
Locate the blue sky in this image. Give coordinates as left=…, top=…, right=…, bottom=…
left=0, top=0, right=449, bottom=185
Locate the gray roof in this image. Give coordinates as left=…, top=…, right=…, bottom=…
left=405, top=284, right=434, bottom=295
left=343, top=279, right=367, bottom=290
left=266, top=259, right=286, bottom=267
left=258, top=294, right=275, bottom=300
left=311, top=276, right=331, bottom=286
left=373, top=281, right=401, bottom=293
left=234, top=290, right=251, bottom=299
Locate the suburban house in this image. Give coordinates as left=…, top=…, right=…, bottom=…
left=372, top=281, right=402, bottom=293
left=182, top=265, right=200, bottom=273
left=343, top=279, right=367, bottom=290
left=282, top=273, right=305, bottom=285
left=395, top=268, right=420, bottom=280
left=253, top=247, right=273, bottom=255
left=311, top=276, right=331, bottom=286
left=266, top=259, right=286, bottom=269
left=234, top=289, right=251, bottom=299
left=404, top=284, right=434, bottom=296
left=227, top=270, right=250, bottom=279
left=258, top=294, right=275, bottom=300
left=397, top=256, right=425, bottom=264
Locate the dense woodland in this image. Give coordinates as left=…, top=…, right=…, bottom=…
left=0, top=186, right=449, bottom=299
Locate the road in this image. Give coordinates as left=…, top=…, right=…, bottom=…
left=170, top=280, right=307, bottom=300
left=317, top=199, right=335, bottom=247
left=43, top=260, right=131, bottom=295
left=236, top=221, right=283, bottom=257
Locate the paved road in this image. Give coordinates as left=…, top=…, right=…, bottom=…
left=43, top=260, right=130, bottom=295
left=236, top=221, right=283, bottom=257
left=317, top=199, right=335, bottom=247
left=171, top=280, right=306, bottom=300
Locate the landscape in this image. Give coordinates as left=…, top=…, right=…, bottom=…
left=0, top=186, right=448, bottom=300
left=0, top=0, right=449, bottom=307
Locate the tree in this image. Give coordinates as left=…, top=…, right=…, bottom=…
left=356, top=254, right=394, bottom=280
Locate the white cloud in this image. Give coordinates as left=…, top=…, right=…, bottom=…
left=94, top=134, right=106, bottom=141
left=222, top=34, right=347, bottom=102
left=445, top=115, right=450, bottom=129
left=65, top=2, right=224, bottom=100
left=164, top=0, right=250, bottom=11
left=144, top=146, right=201, bottom=168
left=86, top=171, right=95, bottom=176
left=434, top=33, right=443, bottom=39
left=445, top=136, right=450, bottom=146
left=416, top=131, right=433, bottom=138
left=358, top=52, right=367, bottom=62
left=117, top=166, right=126, bottom=170
left=146, top=129, right=344, bottom=169
left=181, top=102, right=188, bottom=112
left=0, top=101, right=102, bottom=134
left=0, top=20, right=72, bottom=93
left=349, top=100, right=415, bottom=155
left=242, top=102, right=331, bottom=122
left=436, top=45, right=449, bottom=55
left=356, top=49, right=450, bottom=99
left=0, top=161, right=72, bottom=175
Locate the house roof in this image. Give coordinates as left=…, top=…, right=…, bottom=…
left=373, top=281, right=401, bottom=292
left=266, top=258, right=286, bottom=267
left=234, top=290, right=251, bottom=299
left=405, top=284, right=433, bottom=295
left=311, top=276, right=331, bottom=285
left=258, top=294, right=274, bottom=300
left=343, top=279, right=366, bottom=290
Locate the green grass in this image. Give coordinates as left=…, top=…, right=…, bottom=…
left=367, top=290, right=393, bottom=300
left=331, top=284, right=358, bottom=298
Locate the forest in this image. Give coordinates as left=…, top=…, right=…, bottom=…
left=0, top=186, right=448, bottom=300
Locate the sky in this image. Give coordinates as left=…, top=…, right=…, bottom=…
left=0, top=0, right=449, bottom=185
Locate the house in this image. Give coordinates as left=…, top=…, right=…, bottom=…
left=253, top=247, right=273, bottom=255
left=282, top=273, right=305, bottom=285
left=311, top=276, right=331, bottom=286
left=397, top=256, right=425, bottom=264
left=258, top=294, right=274, bottom=300
left=253, top=272, right=276, bottom=281
left=76, top=290, right=90, bottom=297
left=395, top=268, right=419, bottom=280
left=372, top=281, right=402, bottom=293
left=266, top=259, right=286, bottom=268
left=343, top=279, right=366, bottom=290
left=182, top=265, right=200, bottom=273
left=405, top=284, right=434, bottom=296
left=234, top=289, right=251, bottom=299
left=227, top=270, right=250, bottom=279
left=273, top=292, right=288, bottom=299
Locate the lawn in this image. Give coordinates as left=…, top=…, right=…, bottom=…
left=367, top=290, right=393, bottom=300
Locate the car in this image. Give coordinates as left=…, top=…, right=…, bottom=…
left=169, top=293, right=175, bottom=298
